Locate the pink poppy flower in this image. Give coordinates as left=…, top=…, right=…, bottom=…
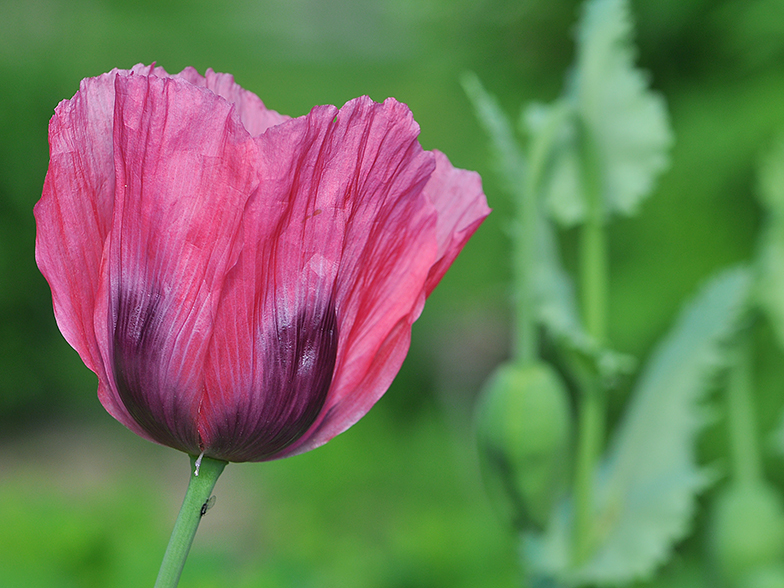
left=35, top=64, right=489, bottom=463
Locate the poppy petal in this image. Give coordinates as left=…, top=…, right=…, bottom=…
left=171, top=66, right=289, bottom=136
left=95, top=72, right=259, bottom=453
left=423, top=149, right=490, bottom=295
left=201, top=97, right=439, bottom=460
left=35, top=69, right=122, bottom=402
left=284, top=111, right=491, bottom=458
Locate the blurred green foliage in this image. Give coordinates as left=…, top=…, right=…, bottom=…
left=2, top=0, right=784, bottom=586
left=0, top=409, right=515, bottom=588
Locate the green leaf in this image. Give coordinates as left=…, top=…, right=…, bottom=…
left=540, top=0, right=672, bottom=224
left=464, top=73, right=633, bottom=383
left=534, top=218, right=635, bottom=383
left=756, top=135, right=784, bottom=350
left=461, top=71, right=526, bottom=194
left=526, top=267, right=752, bottom=586
left=523, top=100, right=585, bottom=227
left=575, top=0, right=673, bottom=217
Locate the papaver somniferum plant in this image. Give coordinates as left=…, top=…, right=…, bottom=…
left=34, top=64, right=489, bottom=586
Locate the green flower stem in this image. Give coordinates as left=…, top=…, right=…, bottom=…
left=515, top=101, right=573, bottom=365
left=727, top=333, right=762, bottom=486
left=579, top=203, right=608, bottom=345
left=154, top=455, right=227, bottom=588
left=573, top=123, right=608, bottom=564
left=573, top=376, right=605, bottom=561
left=512, top=155, right=539, bottom=365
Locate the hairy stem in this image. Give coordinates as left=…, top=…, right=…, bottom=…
left=154, top=454, right=227, bottom=588
left=573, top=122, right=608, bottom=564
left=727, top=333, right=762, bottom=486
left=515, top=101, right=572, bottom=365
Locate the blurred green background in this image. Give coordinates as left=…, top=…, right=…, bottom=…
left=2, top=0, right=784, bottom=586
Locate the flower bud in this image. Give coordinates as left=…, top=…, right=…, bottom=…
left=709, top=481, right=784, bottom=587
left=475, top=361, right=572, bottom=529
left=740, top=565, right=784, bottom=588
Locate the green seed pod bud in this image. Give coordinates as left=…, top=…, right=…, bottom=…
left=709, top=481, right=784, bottom=588
left=475, top=361, right=572, bottom=530
left=740, top=565, right=784, bottom=588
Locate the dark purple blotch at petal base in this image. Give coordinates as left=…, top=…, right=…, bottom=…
left=112, top=286, right=198, bottom=452
left=113, top=286, right=340, bottom=462
left=208, top=300, right=339, bottom=462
